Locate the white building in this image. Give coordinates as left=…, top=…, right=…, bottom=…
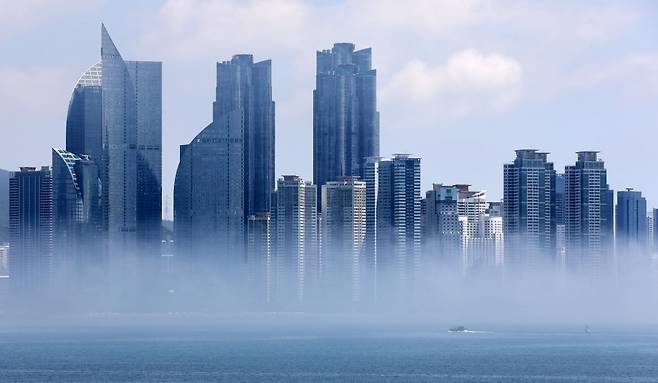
left=322, top=177, right=366, bottom=303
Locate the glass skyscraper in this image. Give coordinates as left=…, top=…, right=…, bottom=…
left=313, top=43, right=379, bottom=203
left=65, top=24, right=162, bottom=266
left=174, top=55, right=275, bottom=265
left=51, top=149, right=102, bottom=284
left=615, top=189, right=647, bottom=251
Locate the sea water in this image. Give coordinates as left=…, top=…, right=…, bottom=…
left=0, top=321, right=657, bottom=382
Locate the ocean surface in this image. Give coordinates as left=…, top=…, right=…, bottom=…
left=0, top=320, right=657, bottom=382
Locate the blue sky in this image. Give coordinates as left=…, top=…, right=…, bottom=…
left=1, top=0, right=657, bottom=219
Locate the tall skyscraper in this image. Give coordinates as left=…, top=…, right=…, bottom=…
left=564, top=151, right=614, bottom=273
left=174, top=54, right=275, bottom=265
left=313, top=43, right=379, bottom=202
left=615, top=188, right=647, bottom=252
left=373, top=155, right=421, bottom=292
left=273, top=176, right=317, bottom=305
left=8, top=167, right=53, bottom=298
left=321, top=177, right=366, bottom=303
left=503, top=150, right=556, bottom=269
left=66, top=25, right=162, bottom=266
left=555, top=174, right=566, bottom=265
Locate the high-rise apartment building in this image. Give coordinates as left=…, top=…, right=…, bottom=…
left=174, top=54, right=275, bottom=265
left=457, top=188, right=504, bottom=270
left=653, top=209, right=658, bottom=252
left=247, top=212, right=272, bottom=304
left=424, top=184, right=462, bottom=266
left=8, top=167, right=53, bottom=297
left=555, top=174, right=566, bottom=265
left=615, top=188, right=647, bottom=251
left=313, top=43, right=379, bottom=202
left=273, top=176, right=317, bottom=305
left=321, top=177, right=366, bottom=303
left=564, top=151, right=614, bottom=273
left=373, top=155, right=421, bottom=290
left=425, top=184, right=503, bottom=271
left=503, top=150, right=556, bottom=269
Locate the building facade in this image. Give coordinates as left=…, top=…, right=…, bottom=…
left=321, top=177, right=366, bottom=303
left=503, top=149, right=556, bottom=269
left=424, top=184, right=503, bottom=271
left=653, top=209, right=658, bottom=252
left=0, top=169, right=9, bottom=233
left=66, top=25, right=162, bottom=270
left=564, top=151, right=614, bottom=274
left=313, top=43, right=379, bottom=202
left=51, top=149, right=102, bottom=284
left=8, top=167, right=53, bottom=298
left=615, top=189, right=648, bottom=252
left=374, top=155, right=421, bottom=292
left=174, top=54, right=275, bottom=267
left=273, top=176, right=318, bottom=305
left=247, top=212, right=272, bottom=304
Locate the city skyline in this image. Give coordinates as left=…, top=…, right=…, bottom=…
left=1, top=1, right=657, bottom=220
left=2, top=4, right=658, bottom=382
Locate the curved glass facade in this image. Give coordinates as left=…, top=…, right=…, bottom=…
left=62, top=24, right=162, bottom=269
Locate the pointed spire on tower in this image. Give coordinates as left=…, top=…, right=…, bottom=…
left=101, top=23, right=122, bottom=60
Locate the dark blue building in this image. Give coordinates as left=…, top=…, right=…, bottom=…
left=313, top=43, right=379, bottom=204
left=8, top=167, right=53, bottom=298
left=174, top=55, right=275, bottom=265
left=615, top=189, right=647, bottom=250
left=65, top=24, right=162, bottom=264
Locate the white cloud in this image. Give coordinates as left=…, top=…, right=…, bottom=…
left=383, top=50, right=522, bottom=117
left=147, top=0, right=309, bottom=58
left=0, top=0, right=92, bottom=40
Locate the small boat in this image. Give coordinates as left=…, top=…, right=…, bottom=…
left=585, top=325, right=591, bottom=334
left=449, top=326, right=468, bottom=333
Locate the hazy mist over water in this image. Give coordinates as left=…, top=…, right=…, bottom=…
left=2, top=248, right=658, bottom=382
left=2, top=246, right=658, bottom=326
